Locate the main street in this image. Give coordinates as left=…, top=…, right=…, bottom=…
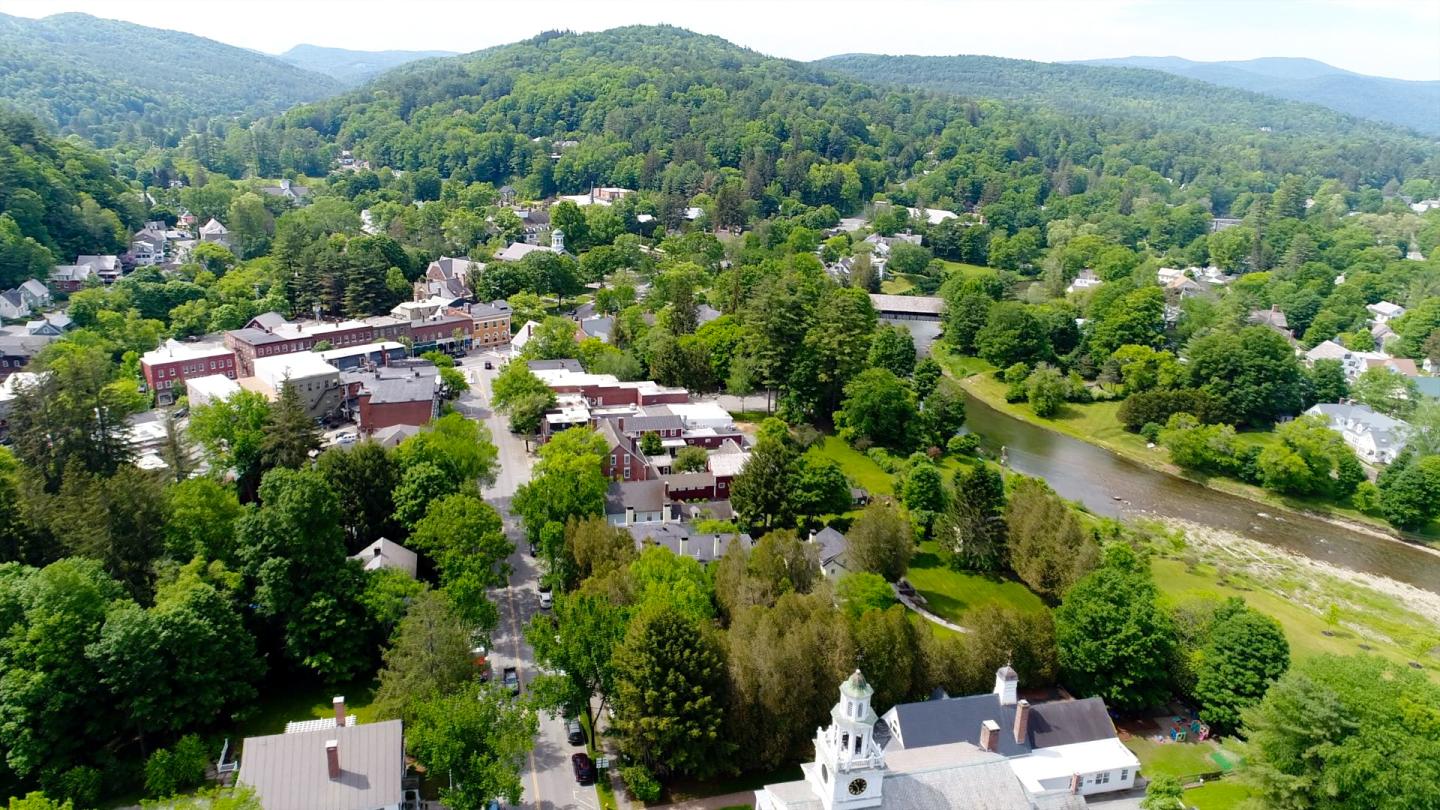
left=458, top=351, right=598, bottom=810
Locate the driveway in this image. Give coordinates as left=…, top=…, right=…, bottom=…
left=461, top=350, right=595, bottom=809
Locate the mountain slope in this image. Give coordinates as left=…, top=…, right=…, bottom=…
left=815, top=52, right=1423, bottom=138
left=277, top=44, right=458, bottom=85
left=1075, top=56, right=1440, bottom=135
left=0, top=12, right=344, bottom=146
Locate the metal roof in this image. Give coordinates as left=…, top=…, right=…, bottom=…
left=239, top=719, right=403, bottom=810
left=885, top=694, right=1118, bottom=754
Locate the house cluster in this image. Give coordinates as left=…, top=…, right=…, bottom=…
left=49, top=254, right=122, bottom=291
left=0, top=279, right=51, bottom=321
left=756, top=667, right=1139, bottom=810
left=0, top=311, right=72, bottom=380
left=1154, top=265, right=1234, bottom=299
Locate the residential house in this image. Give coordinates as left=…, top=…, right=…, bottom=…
left=349, top=537, right=418, bottom=579
left=513, top=207, right=550, bottom=244
left=390, top=296, right=458, bottom=322
left=559, top=186, right=634, bottom=206
left=50, top=255, right=120, bottom=291
left=0, top=290, right=30, bottom=320
left=495, top=239, right=563, bottom=262
left=606, top=479, right=674, bottom=525
left=811, top=526, right=851, bottom=576
left=599, top=419, right=654, bottom=482
left=1165, top=274, right=1205, bottom=297
left=510, top=320, right=541, bottom=354
left=129, top=224, right=168, bottom=266
left=1194, top=266, right=1234, bottom=285
left=1305, top=402, right=1410, bottom=464
left=1155, top=267, right=1186, bottom=285
left=238, top=707, right=405, bottom=810
left=1064, top=269, right=1101, bottom=294
left=756, top=671, right=1093, bottom=810
left=906, top=206, right=959, bottom=225
left=16, top=279, right=49, bottom=309
left=626, top=522, right=753, bottom=565
left=25, top=312, right=72, bottom=336
left=1210, top=217, right=1243, bottom=232
left=141, top=339, right=238, bottom=405
left=418, top=255, right=481, bottom=300
left=1248, top=306, right=1292, bottom=338
left=258, top=178, right=311, bottom=205
left=1304, top=340, right=1390, bottom=382
left=198, top=218, right=231, bottom=250
left=0, top=335, right=51, bottom=379
left=1367, top=300, right=1406, bottom=324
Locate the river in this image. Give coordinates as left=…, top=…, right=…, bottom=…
left=961, top=392, right=1440, bottom=593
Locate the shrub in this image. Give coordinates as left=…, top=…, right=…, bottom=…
left=144, top=735, right=209, bottom=798
left=1351, top=481, right=1382, bottom=513
left=56, top=766, right=101, bottom=809
left=1140, top=422, right=1163, bottom=443
left=621, top=765, right=662, bottom=802
left=947, top=433, right=981, bottom=455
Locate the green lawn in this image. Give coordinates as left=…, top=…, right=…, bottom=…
left=1124, top=737, right=1231, bottom=780
left=904, top=541, right=1047, bottom=626
left=238, top=679, right=378, bottom=739
left=937, top=260, right=993, bottom=279
left=808, top=435, right=895, bottom=496
left=1185, top=780, right=1253, bottom=810
left=880, top=275, right=915, bottom=295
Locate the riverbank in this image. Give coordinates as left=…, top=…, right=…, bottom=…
left=1144, top=518, right=1440, bottom=678
left=940, top=350, right=1440, bottom=554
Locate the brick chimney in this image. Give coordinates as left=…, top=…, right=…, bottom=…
left=1069, top=772, right=1081, bottom=794
left=1013, top=699, right=1031, bottom=744
left=333, top=696, right=346, bottom=727
left=326, top=739, right=340, bottom=779
left=980, top=719, right=1000, bottom=752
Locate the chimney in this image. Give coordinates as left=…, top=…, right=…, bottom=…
left=679, top=535, right=688, bottom=558
left=333, top=696, right=346, bottom=727
left=624, top=506, right=635, bottom=527
left=326, top=739, right=340, bottom=779
left=980, top=720, right=1000, bottom=752
left=1069, top=772, right=1081, bottom=794
left=1013, top=700, right=1031, bottom=744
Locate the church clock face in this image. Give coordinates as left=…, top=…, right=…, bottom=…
left=848, top=778, right=867, bottom=796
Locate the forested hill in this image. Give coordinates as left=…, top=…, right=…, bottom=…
left=0, top=12, right=343, bottom=147
left=277, top=44, right=459, bottom=85
left=1075, top=56, right=1440, bottom=136
left=0, top=111, right=140, bottom=288
left=261, top=26, right=1436, bottom=209
left=815, top=53, right=1432, bottom=139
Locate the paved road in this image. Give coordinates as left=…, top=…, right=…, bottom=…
left=460, top=351, right=597, bottom=810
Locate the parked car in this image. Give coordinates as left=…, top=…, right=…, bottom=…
left=571, top=752, right=596, bottom=785
left=471, top=645, right=491, bottom=681
left=566, top=717, right=586, bottom=746
left=483, top=360, right=494, bottom=369
left=539, top=584, right=553, bottom=610
left=502, top=666, right=520, bottom=696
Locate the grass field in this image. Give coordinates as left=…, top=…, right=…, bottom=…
left=1124, top=736, right=1232, bottom=780
left=905, top=541, right=1047, bottom=626
left=238, top=680, right=378, bottom=739
left=808, top=435, right=895, bottom=496
left=938, top=260, right=993, bottom=279
left=880, top=275, right=916, bottom=295
left=1184, top=780, right=1253, bottom=809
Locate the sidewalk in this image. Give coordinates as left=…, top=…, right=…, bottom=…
left=896, top=590, right=970, bottom=634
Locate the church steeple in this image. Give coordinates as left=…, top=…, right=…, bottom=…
left=805, top=670, right=886, bottom=810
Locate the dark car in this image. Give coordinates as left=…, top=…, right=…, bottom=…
left=566, top=717, right=586, bottom=746
left=502, top=666, right=520, bottom=696
left=571, top=752, right=596, bottom=785
left=484, top=360, right=494, bottom=369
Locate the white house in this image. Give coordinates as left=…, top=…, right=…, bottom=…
left=1065, top=269, right=1102, bottom=294
left=1304, top=340, right=1390, bottom=382
left=1366, top=300, right=1406, bottom=324
left=349, top=537, right=418, bottom=579
left=1156, top=267, right=1186, bottom=285
left=17, top=279, right=50, bottom=309
left=906, top=206, right=959, bottom=226
left=1305, top=403, right=1410, bottom=464
left=0, top=290, right=30, bottom=320
left=755, top=671, right=1091, bottom=810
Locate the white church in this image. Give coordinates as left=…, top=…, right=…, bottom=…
left=754, top=667, right=1139, bottom=810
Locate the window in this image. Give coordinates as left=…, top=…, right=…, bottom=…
left=623, top=467, right=631, bottom=480
left=1119, top=770, right=1128, bottom=782
left=1094, top=772, right=1110, bottom=785
left=610, top=454, right=616, bottom=468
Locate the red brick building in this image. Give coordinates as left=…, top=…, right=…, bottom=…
left=140, top=339, right=237, bottom=405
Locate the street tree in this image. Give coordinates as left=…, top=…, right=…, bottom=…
left=373, top=590, right=475, bottom=724
left=410, top=494, right=513, bottom=629
left=408, top=684, right=538, bottom=810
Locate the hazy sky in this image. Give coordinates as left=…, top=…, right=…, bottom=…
left=2, top=0, right=1438, bottom=80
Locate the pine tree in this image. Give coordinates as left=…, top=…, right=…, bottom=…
left=262, top=382, right=321, bottom=471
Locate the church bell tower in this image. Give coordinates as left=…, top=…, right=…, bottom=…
left=804, top=670, right=886, bottom=810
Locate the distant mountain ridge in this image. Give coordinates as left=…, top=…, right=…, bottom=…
left=277, top=44, right=459, bottom=85
left=1073, top=56, right=1440, bottom=135
left=0, top=12, right=343, bottom=146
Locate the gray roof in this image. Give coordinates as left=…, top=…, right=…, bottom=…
left=228, top=327, right=288, bottom=346
left=248, top=311, right=288, bottom=331
left=371, top=424, right=421, bottom=448
left=344, top=365, right=438, bottom=405
left=526, top=358, right=584, bottom=373
left=885, top=694, right=1116, bottom=755
left=606, top=480, right=666, bottom=513
left=0, top=290, right=25, bottom=308
left=697, top=304, right=723, bottom=325
left=626, top=522, right=753, bottom=563
left=239, top=719, right=403, bottom=810
left=869, top=294, right=945, bottom=315
left=812, top=527, right=848, bottom=566
left=663, top=472, right=716, bottom=491
left=581, top=316, right=614, bottom=338
left=621, top=414, right=684, bottom=434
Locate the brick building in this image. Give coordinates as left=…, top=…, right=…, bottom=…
left=140, top=339, right=238, bottom=405
left=447, top=300, right=512, bottom=349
